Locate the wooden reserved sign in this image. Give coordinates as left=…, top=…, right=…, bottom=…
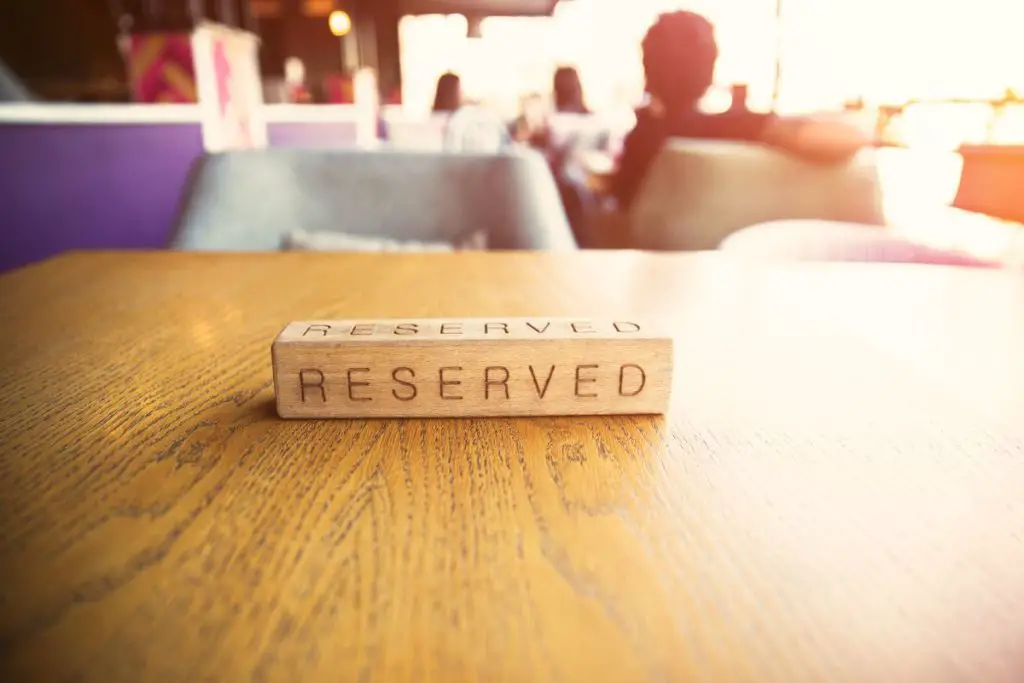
left=272, top=318, right=673, bottom=418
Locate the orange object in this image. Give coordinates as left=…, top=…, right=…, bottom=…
left=285, top=83, right=313, bottom=104
left=322, top=73, right=354, bottom=104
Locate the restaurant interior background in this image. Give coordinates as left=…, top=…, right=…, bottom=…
left=405, top=0, right=1024, bottom=151
left=3, top=0, right=1024, bottom=270
left=6, top=0, right=1024, bottom=147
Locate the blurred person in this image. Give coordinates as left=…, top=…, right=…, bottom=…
left=728, top=83, right=749, bottom=114
left=283, top=57, right=312, bottom=104
left=612, top=11, right=868, bottom=209
left=510, top=93, right=550, bottom=146
left=115, top=14, right=134, bottom=62
left=553, top=66, right=589, bottom=115
left=432, top=72, right=462, bottom=113
left=432, top=75, right=508, bottom=152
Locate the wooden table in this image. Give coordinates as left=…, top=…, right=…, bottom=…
left=2, top=252, right=1024, bottom=683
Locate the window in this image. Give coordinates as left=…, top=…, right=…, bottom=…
left=400, top=0, right=782, bottom=117
left=400, top=0, right=1024, bottom=145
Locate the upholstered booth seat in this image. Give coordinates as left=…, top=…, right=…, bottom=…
left=626, top=139, right=885, bottom=251
left=171, top=148, right=576, bottom=251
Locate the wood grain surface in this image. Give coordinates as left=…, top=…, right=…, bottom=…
left=1, top=251, right=1024, bottom=683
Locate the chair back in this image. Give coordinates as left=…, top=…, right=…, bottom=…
left=630, top=139, right=885, bottom=250
left=170, top=147, right=577, bottom=251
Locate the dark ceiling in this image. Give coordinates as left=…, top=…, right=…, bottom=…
left=0, top=0, right=567, bottom=99
left=401, top=0, right=559, bottom=16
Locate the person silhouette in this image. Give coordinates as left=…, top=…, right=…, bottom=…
left=612, top=11, right=868, bottom=209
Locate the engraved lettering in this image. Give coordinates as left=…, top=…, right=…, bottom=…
left=439, top=366, right=463, bottom=400
left=485, top=322, right=509, bottom=335
left=613, top=322, right=641, bottom=333
left=526, top=321, right=551, bottom=334
left=303, top=324, right=331, bottom=337
left=391, top=367, right=417, bottom=401
left=575, top=364, right=598, bottom=398
left=299, top=369, right=326, bottom=403
left=440, top=323, right=462, bottom=335
left=393, top=323, right=419, bottom=336
left=529, top=365, right=556, bottom=398
left=350, top=324, right=374, bottom=336
left=618, top=364, right=646, bottom=397
left=571, top=321, right=596, bottom=334
left=347, top=368, right=372, bottom=401
left=484, top=366, right=510, bottom=399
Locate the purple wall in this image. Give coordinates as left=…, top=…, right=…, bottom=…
left=0, top=120, right=356, bottom=272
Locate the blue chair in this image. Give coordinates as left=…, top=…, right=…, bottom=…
left=171, top=147, right=577, bottom=251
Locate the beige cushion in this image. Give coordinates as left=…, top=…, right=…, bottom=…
left=629, top=139, right=885, bottom=251
left=283, top=228, right=487, bottom=252
left=719, top=219, right=997, bottom=266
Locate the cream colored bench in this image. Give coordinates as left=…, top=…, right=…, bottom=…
left=586, top=138, right=885, bottom=251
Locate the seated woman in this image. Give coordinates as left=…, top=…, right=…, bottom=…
left=432, top=71, right=462, bottom=113
left=431, top=72, right=509, bottom=152
left=553, top=66, right=590, bottom=115
left=612, top=11, right=868, bottom=210
left=511, top=67, right=592, bottom=147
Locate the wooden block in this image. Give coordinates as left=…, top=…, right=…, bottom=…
left=272, top=318, right=673, bottom=418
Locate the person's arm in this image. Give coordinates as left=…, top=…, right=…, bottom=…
left=610, top=114, right=661, bottom=210
left=761, top=115, right=870, bottom=164
left=609, top=127, right=642, bottom=209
